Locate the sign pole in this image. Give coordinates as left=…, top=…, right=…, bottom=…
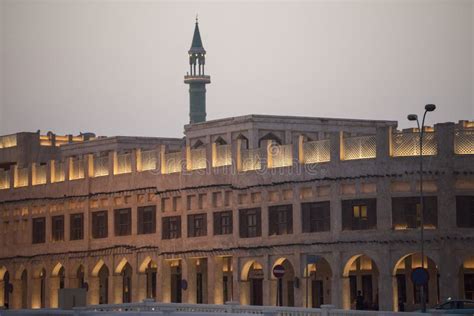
left=306, top=265, right=309, bottom=308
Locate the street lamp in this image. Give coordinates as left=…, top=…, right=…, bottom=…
left=407, top=104, right=436, bottom=313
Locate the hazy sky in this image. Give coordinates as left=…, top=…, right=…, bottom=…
left=1, top=0, right=473, bottom=138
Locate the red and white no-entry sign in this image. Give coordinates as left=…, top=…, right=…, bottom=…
left=273, top=264, right=285, bottom=278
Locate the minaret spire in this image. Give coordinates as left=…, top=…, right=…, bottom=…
left=185, top=18, right=210, bottom=124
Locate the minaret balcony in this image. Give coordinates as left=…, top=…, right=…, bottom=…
left=184, top=75, right=211, bottom=84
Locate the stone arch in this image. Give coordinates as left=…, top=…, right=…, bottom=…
left=97, top=263, right=109, bottom=305
left=51, top=262, right=64, bottom=277
left=20, top=269, right=28, bottom=309
left=0, top=266, right=7, bottom=281
left=115, top=258, right=129, bottom=274
left=91, top=259, right=106, bottom=277
left=392, top=252, right=439, bottom=312
left=15, top=265, right=26, bottom=281
left=240, top=259, right=264, bottom=306
left=342, top=254, right=379, bottom=310
left=241, top=259, right=264, bottom=282
left=75, top=265, right=85, bottom=289
left=0, top=266, right=11, bottom=309
left=32, top=267, right=47, bottom=308
left=270, top=257, right=295, bottom=307
left=139, top=257, right=157, bottom=300
left=459, top=256, right=474, bottom=300
left=50, top=263, right=66, bottom=308
left=303, top=255, right=333, bottom=308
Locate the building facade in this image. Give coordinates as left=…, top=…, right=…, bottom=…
left=0, top=21, right=473, bottom=312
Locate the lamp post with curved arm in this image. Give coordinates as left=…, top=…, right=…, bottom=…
left=407, top=103, right=436, bottom=313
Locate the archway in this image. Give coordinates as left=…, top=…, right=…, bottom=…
left=38, top=268, right=46, bottom=308
left=0, top=267, right=11, bottom=309
left=170, top=261, right=182, bottom=303
left=343, top=254, right=379, bottom=310
left=76, top=265, right=85, bottom=289
left=98, top=264, right=109, bottom=304
left=458, top=256, right=474, bottom=300
left=304, top=256, right=333, bottom=308
left=50, top=263, right=65, bottom=308
left=20, top=269, right=28, bottom=309
left=271, top=258, right=295, bottom=307
left=393, top=253, right=439, bottom=311
left=120, top=263, right=132, bottom=303
left=241, top=260, right=264, bottom=306
left=145, top=261, right=157, bottom=299
left=138, top=257, right=157, bottom=300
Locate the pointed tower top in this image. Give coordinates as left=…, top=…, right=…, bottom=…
left=189, top=17, right=206, bottom=54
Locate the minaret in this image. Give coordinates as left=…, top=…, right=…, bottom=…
left=185, top=17, right=211, bottom=124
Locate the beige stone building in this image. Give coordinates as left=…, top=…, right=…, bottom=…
left=0, top=20, right=473, bottom=313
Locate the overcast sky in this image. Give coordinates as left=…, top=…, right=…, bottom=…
left=0, top=0, right=473, bottom=138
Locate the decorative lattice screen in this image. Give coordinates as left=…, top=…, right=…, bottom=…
left=34, top=165, right=47, bottom=185
left=140, top=150, right=157, bottom=171
left=94, top=156, right=109, bottom=177
left=269, top=144, right=293, bottom=168
left=15, top=167, right=29, bottom=187
left=241, top=148, right=262, bottom=171
left=214, top=144, right=231, bottom=167
left=303, top=139, right=330, bottom=164
left=392, top=132, right=437, bottom=157
left=164, top=152, right=182, bottom=174
left=455, top=129, right=474, bottom=155
left=342, top=135, right=376, bottom=160
left=116, top=153, right=131, bottom=174
left=0, top=135, right=17, bottom=148
left=52, top=162, right=65, bottom=183
left=0, top=170, right=10, bottom=189
left=190, top=148, right=207, bottom=170
left=70, top=159, right=85, bottom=180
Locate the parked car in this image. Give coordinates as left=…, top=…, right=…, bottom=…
left=428, top=299, right=474, bottom=314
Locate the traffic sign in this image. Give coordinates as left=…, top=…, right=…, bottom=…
left=273, top=264, right=286, bottom=278
left=411, top=267, right=429, bottom=286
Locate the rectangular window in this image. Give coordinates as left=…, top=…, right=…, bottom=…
left=32, top=217, right=46, bottom=244
left=188, top=213, right=207, bottom=237
left=213, top=211, right=233, bottom=235
left=342, top=199, right=377, bottom=231
left=392, top=196, right=438, bottom=230
left=302, top=201, right=330, bottom=233
left=52, top=215, right=64, bottom=241
left=138, top=206, right=156, bottom=234
left=456, top=196, right=474, bottom=228
left=268, top=204, right=293, bottom=235
left=114, top=208, right=131, bottom=236
left=70, top=213, right=84, bottom=240
left=162, top=216, right=181, bottom=240
left=92, top=211, right=108, bottom=239
left=239, top=208, right=261, bottom=238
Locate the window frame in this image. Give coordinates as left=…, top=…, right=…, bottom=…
left=92, top=210, right=108, bottom=239
left=51, top=215, right=65, bottom=241
left=114, top=208, right=132, bottom=237
left=70, top=213, right=84, bottom=241
left=138, top=205, right=156, bottom=235
left=213, top=211, right=233, bottom=235
left=268, top=204, right=293, bottom=236
left=32, top=217, right=46, bottom=244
